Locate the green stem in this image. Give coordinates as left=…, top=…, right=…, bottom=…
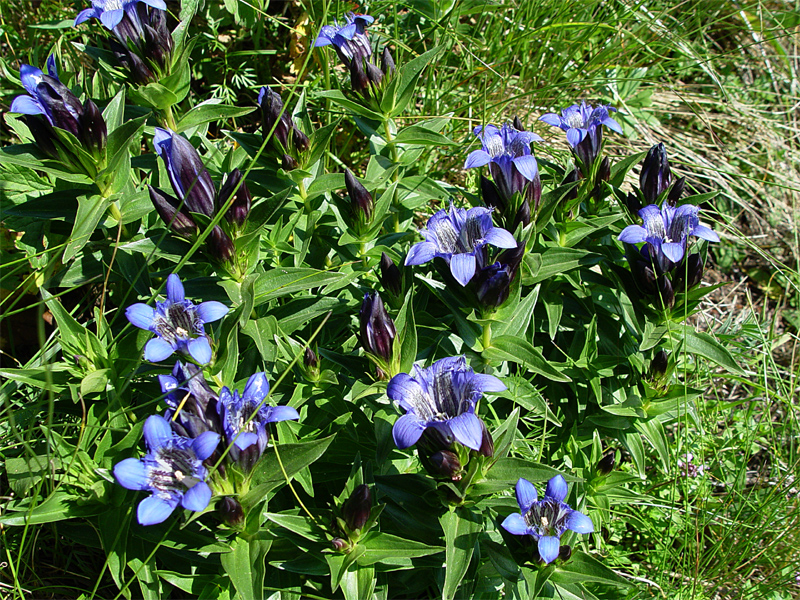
left=482, top=321, right=492, bottom=351
left=162, top=104, right=178, bottom=131
left=384, top=117, right=402, bottom=233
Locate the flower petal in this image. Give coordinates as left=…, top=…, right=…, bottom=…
left=448, top=412, right=483, bottom=451
left=264, top=405, right=300, bottom=423
left=566, top=510, right=594, bottom=534
left=387, top=372, right=427, bottom=412
left=450, top=252, right=477, bottom=286
left=484, top=227, right=518, bottom=249
left=501, top=512, right=530, bottom=536
left=113, top=458, right=149, bottom=491
left=692, top=224, right=719, bottom=242
left=392, top=413, right=425, bottom=449
left=538, top=536, right=560, bottom=564
left=515, top=478, right=538, bottom=512
left=234, top=431, right=259, bottom=450
left=141, top=0, right=168, bottom=9
left=464, top=149, right=492, bottom=170
left=143, top=414, right=173, bottom=450
left=405, top=241, right=437, bottom=266
left=539, top=113, right=562, bottom=128
left=186, top=336, right=212, bottom=365
left=661, top=241, right=685, bottom=264
left=126, top=303, right=156, bottom=330
left=181, top=481, right=212, bottom=512
left=166, top=274, right=185, bottom=303
left=192, top=431, right=220, bottom=460
left=602, top=116, right=623, bottom=134
left=512, top=155, right=539, bottom=182
left=137, top=495, right=178, bottom=526
left=195, top=301, right=228, bottom=324
left=566, top=128, right=585, bottom=148
left=144, top=337, right=175, bottom=363
left=74, top=7, right=97, bottom=26
left=545, top=475, right=568, bottom=502
left=99, top=8, right=125, bottom=29
left=618, top=224, right=647, bottom=244
left=9, top=95, right=43, bottom=116
left=242, top=372, right=270, bottom=404
left=471, top=373, right=506, bottom=393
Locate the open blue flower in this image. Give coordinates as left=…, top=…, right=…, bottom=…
left=217, top=373, right=300, bottom=469
left=75, top=0, right=166, bottom=30
left=159, top=362, right=223, bottom=439
left=618, top=203, right=719, bottom=274
left=464, top=123, right=542, bottom=205
left=314, top=12, right=374, bottom=66
left=388, top=356, right=505, bottom=451
left=113, top=414, right=220, bottom=526
left=405, top=204, right=517, bottom=286
left=501, top=476, right=594, bottom=564
left=10, top=56, right=66, bottom=123
left=540, top=101, right=622, bottom=170
left=126, top=274, right=228, bottom=364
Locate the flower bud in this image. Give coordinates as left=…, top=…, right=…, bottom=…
left=475, top=262, right=513, bottom=308
left=649, top=349, right=668, bottom=380
left=292, top=128, right=310, bottom=153
left=349, top=57, right=369, bottom=92
left=304, top=346, right=319, bottom=370
left=332, top=537, right=348, bottom=551
left=258, top=86, right=291, bottom=150
left=379, top=252, right=402, bottom=297
left=558, top=545, right=572, bottom=562
left=513, top=197, right=531, bottom=230
left=78, top=98, right=107, bottom=159
left=282, top=154, right=298, bottom=170
left=218, top=497, right=244, bottom=527
left=342, top=484, right=372, bottom=531
left=22, top=115, right=59, bottom=160
left=668, top=176, right=686, bottom=207
left=381, top=47, right=395, bottom=76
left=481, top=175, right=505, bottom=213
left=513, top=115, right=524, bottom=131
left=563, top=166, right=582, bottom=201
left=672, top=253, right=704, bottom=290
left=359, top=292, right=396, bottom=363
left=429, top=450, right=463, bottom=480
left=217, top=168, right=252, bottom=228
left=345, top=169, right=373, bottom=222
left=365, top=61, right=384, bottom=86
left=209, top=226, right=235, bottom=264
left=657, top=275, right=674, bottom=309
left=597, top=156, right=611, bottom=183
left=633, top=260, right=657, bottom=295
left=640, top=143, right=671, bottom=204
left=153, top=128, right=216, bottom=218
left=478, top=419, right=494, bottom=458
left=597, top=450, right=615, bottom=476
left=149, top=185, right=197, bottom=239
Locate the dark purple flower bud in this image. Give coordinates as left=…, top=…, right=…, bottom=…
left=218, top=497, right=244, bottom=527
left=365, top=60, right=384, bottom=87
left=379, top=253, right=402, bottom=297
left=481, top=175, right=505, bottom=213
left=650, top=350, right=669, bottom=380
left=217, top=168, right=252, bottom=228
left=672, top=253, right=704, bottom=290
left=657, top=275, right=674, bottom=309
left=342, top=484, right=372, bottom=531
left=597, top=156, right=611, bottom=183
left=37, top=77, right=82, bottom=137
left=625, top=191, right=642, bottom=215
left=429, top=450, right=463, bottom=480
left=304, top=346, right=319, bottom=370
left=210, top=226, right=235, bottom=264
left=497, top=241, right=526, bottom=274
left=258, top=86, right=291, bottom=150
left=349, top=57, right=369, bottom=92
left=331, top=537, right=348, bottom=551
left=110, top=38, right=156, bottom=84
left=558, top=545, right=572, bottom=562
left=640, top=143, right=671, bottom=204
left=140, top=6, right=172, bottom=73
left=563, top=166, right=582, bottom=202
left=475, top=262, right=513, bottom=308
left=153, top=128, right=217, bottom=218
left=418, top=427, right=452, bottom=453
left=667, top=176, right=686, bottom=207
left=78, top=99, right=107, bottom=158
left=21, top=115, right=59, bottom=160
left=513, top=197, right=531, bottom=230
left=633, top=260, right=657, bottom=295
left=282, top=154, right=298, bottom=170
left=359, top=292, right=395, bottom=362
left=148, top=185, right=197, bottom=239
left=597, top=449, right=615, bottom=476
left=513, top=115, right=525, bottom=131
left=381, top=47, right=395, bottom=76
left=292, top=127, right=310, bottom=153
left=478, top=419, right=494, bottom=457
left=345, top=169, right=373, bottom=222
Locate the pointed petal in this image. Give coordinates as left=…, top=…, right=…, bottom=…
left=538, top=536, right=560, bottom=564
left=144, top=337, right=175, bottom=363
left=126, top=303, right=156, bottom=330
left=484, top=227, right=518, bottom=249
left=512, top=155, right=539, bottom=181
left=158, top=373, right=178, bottom=394
left=392, top=413, right=425, bottom=449
left=464, top=149, right=492, bottom=170
left=187, top=337, right=212, bottom=365
left=692, top=224, right=719, bottom=242
left=387, top=372, right=427, bottom=411
left=450, top=253, right=477, bottom=286
left=545, top=475, right=568, bottom=502
left=539, top=113, right=563, bottom=127
left=566, top=510, right=594, bottom=534
left=405, top=241, right=437, bottom=266
left=471, top=373, right=506, bottom=393
left=661, top=241, right=685, bottom=263
left=602, top=116, right=623, bottom=134
left=566, top=128, right=585, bottom=148
left=448, top=412, right=483, bottom=451
left=243, top=372, right=269, bottom=404
left=515, top=478, right=538, bottom=512
left=192, top=431, right=220, bottom=460
left=45, top=55, right=58, bottom=79
left=166, top=274, right=185, bottom=302
left=618, top=224, right=647, bottom=244
left=99, top=8, right=125, bottom=29
left=9, top=95, right=43, bottom=116
left=113, top=458, right=149, bottom=490
left=181, top=482, right=212, bottom=512
left=501, top=512, right=530, bottom=536
left=137, top=495, right=178, bottom=526
left=141, top=0, right=168, bottom=9
left=234, top=431, right=259, bottom=450
left=143, top=415, right=173, bottom=450
left=264, top=405, right=300, bottom=423
left=195, top=301, right=228, bottom=324
left=74, top=7, right=97, bottom=26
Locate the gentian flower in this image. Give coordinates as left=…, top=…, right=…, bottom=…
left=126, top=274, right=228, bottom=364
left=388, top=356, right=505, bottom=451
left=464, top=123, right=543, bottom=209
left=405, top=204, right=517, bottom=286
left=74, top=0, right=166, bottom=31
left=639, top=143, right=671, bottom=205
left=159, top=362, right=223, bottom=439
left=216, top=372, right=300, bottom=470
left=539, top=101, right=622, bottom=171
left=113, top=414, right=220, bottom=526
left=359, top=292, right=396, bottom=371
left=618, top=203, right=719, bottom=274
left=474, top=241, right=525, bottom=308
left=501, top=476, right=594, bottom=564
left=314, top=12, right=374, bottom=67
left=257, top=86, right=309, bottom=157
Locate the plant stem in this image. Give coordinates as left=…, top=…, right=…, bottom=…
left=482, top=321, right=492, bottom=350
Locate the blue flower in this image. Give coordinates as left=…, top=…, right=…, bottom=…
left=217, top=372, right=300, bottom=470
left=74, top=0, right=166, bottom=30
left=159, top=362, right=223, bottom=439
left=153, top=128, right=217, bottom=218
left=501, top=476, right=594, bottom=564
left=10, top=56, right=63, bottom=123
left=539, top=101, right=622, bottom=170
left=388, top=356, right=505, bottom=451
left=314, top=12, right=374, bottom=66
left=618, top=203, right=719, bottom=274
left=405, top=204, right=517, bottom=286
left=113, top=414, right=220, bottom=526
left=125, top=274, right=228, bottom=364
left=464, top=123, right=542, bottom=206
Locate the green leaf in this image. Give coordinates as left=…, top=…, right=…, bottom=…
left=483, top=335, right=571, bottom=382
left=128, top=82, right=178, bottom=111
left=315, top=90, right=384, bottom=121
left=252, top=268, right=345, bottom=305
left=680, top=329, right=744, bottom=374
left=0, top=364, right=72, bottom=393
left=63, top=194, right=111, bottom=262
left=391, top=47, right=443, bottom=117
left=177, top=100, right=256, bottom=132
left=393, top=125, right=455, bottom=146
left=41, top=288, right=105, bottom=363
left=394, top=288, right=417, bottom=374
left=551, top=550, right=631, bottom=589
left=440, top=507, right=481, bottom=600
left=358, top=532, right=444, bottom=567
left=0, top=491, right=104, bottom=526
left=497, top=284, right=539, bottom=338
left=102, top=88, right=126, bottom=131
left=220, top=533, right=272, bottom=600
left=341, top=564, right=375, bottom=600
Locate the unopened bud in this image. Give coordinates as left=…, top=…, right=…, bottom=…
left=293, top=128, right=310, bottom=153
left=342, top=484, right=372, bottom=531
left=558, top=545, right=572, bottom=562
left=429, top=450, right=463, bottom=480
left=79, top=98, right=107, bottom=158
left=481, top=175, right=505, bottom=213
left=513, top=197, right=531, bottom=230
left=563, top=166, right=582, bottom=201
left=626, top=191, right=642, bottom=215
left=478, top=419, right=494, bottom=457
left=650, top=349, right=668, bottom=379
left=217, top=168, right=252, bottom=228
left=640, top=143, right=671, bottom=204
left=359, top=292, right=395, bottom=362
left=258, top=86, right=290, bottom=150
left=657, top=275, right=674, bottom=309
left=210, top=226, right=235, bottom=264
left=667, top=176, right=686, bottom=207
left=332, top=537, right=348, bottom=551
left=596, top=156, right=611, bottom=183
left=349, top=57, right=369, bottom=92
left=345, top=169, right=373, bottom=222
left=365, top=61, right=384, bottom=86
left=149, top=185, right=197, bottom=239
left=597, top=450, right=615, bottom=476
left=513, top=115, right=524, bottom=131
left=381, top=47, right=395, bottom=75
left=304, top=346, right=318, bottom=370
left=475, top=262, right=513, bottom=308
left=379, top=253, right=402, bottom=296
left=218, top=497, right=244, bottom=527
left=633, top=260, right=657, bottom=295
left=282, top=154, right=298, bottom=170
